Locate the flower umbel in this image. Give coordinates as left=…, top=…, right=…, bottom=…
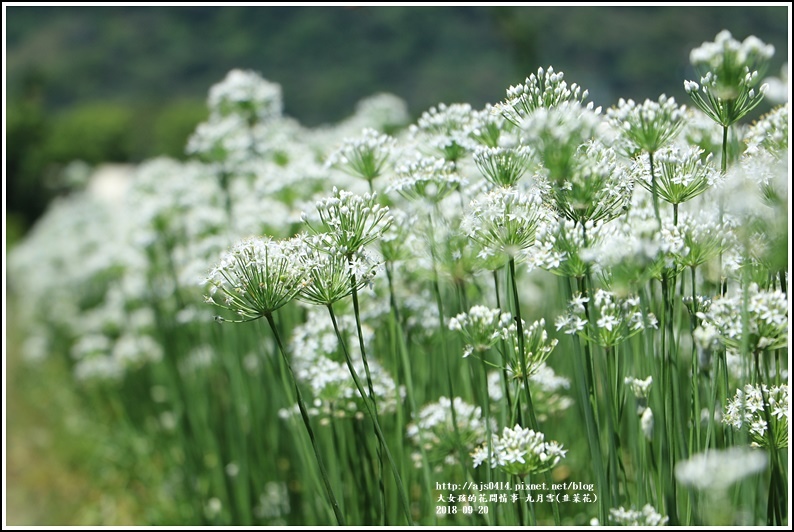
left=296, top=236, right=380, bottom=306
left=472, top=424, right=566, bottom=476
left=302, top=187, right=392, bottom=255
left=684, top=30, right=774, bottom=127
left=473, top=145, right=534, bottom=188
left=388, top=156, right=467, bottom=204
left=695, top=283, right=788, bottom=354
left=462, top=186, right=551, bottom=269
left=675, top=446, right=768, bottom=491
left=325, top=127, right=397, bottom=183
left=204, top=236, right=308, bottom=321
left=608, top=504, right=669, bottom=526
left=448, top=305, right=512, bottom=358
left=723, top=383, right=788, bottom=449
left=496, top=66, right=590, bottom=126
left=407, top=396, right=493, bottom=470
left=607, top=94, right=687, bottom=155
left=556, top=289, right=657, bottom=347
left=633, top=146, right=721, bottom=207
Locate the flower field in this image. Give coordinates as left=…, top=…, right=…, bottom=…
left=7, top=30, right=789, bottom=526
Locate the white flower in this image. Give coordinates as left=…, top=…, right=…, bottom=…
left=204, top=236, right=309, bottom=320
left=606, top=94, right=686, bottom=154
left=723, top=384, right=788, bottom=448
left=461, top=186, right=552, bottom=269
left=325, top=127, right=397, bottom=182
left=624, top=376, right=653, bottom=399
left=472, top=424, right=566, bottom=476
left=448, top=305, right=512, bottom=358
left=675, top=447, right=768, bottom=491
left=303, top=187, right=392, bottom=254
left=207, top=68, right=283, bottom=123
left=609, top=504, right=668, bottom=526
left=407, top=397, right=493, bottom=469
left=496, top=66, right=590, bottom=126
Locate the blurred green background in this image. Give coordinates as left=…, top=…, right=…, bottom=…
left=6, top=5, right=789, bottom=242
left=4, top=5, right=790, bottom=525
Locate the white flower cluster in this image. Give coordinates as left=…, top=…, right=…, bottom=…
left=473, top=145, right=534, bottom=188
left=472, top=424, right=566, bottom=476
left=685, top=30, right=773, bottom=127
left=624, top=376, right=653, bottom=399
left=500, top=318, right=559, bottom=379
left=389, top=155, right=467, bottom=204
left=723, top=383, right=788, bottom=449
left=555, top=142, right=633, bottom=225
left=689, top=30, right=775, bottom=82
left=469, top=104, right=510, bottom=147
left=296, top=236, right=381, bottom=307
left=528, top=219, right=589, bottom=278
left=409, top=103, right=479, bottom=161
left=448, top=305, right=512, bottom=358
left=634, top=145, right=721, bottom=207
left=607, top=504, right=669, bottom=526
left=695, top=283, right=788, bottom=354
left=325, top=127, right=397, bottom=182
left=556, top=290, right=657, bottom=347
left=520, top=102, right=606, bottom=183
left=207, top=68, right=283, bottom=123
left=607, top=94, right=687, bottom=154
left=204, top=236, right=309, bottom=320
left=461, top=186, right=551, bottom=269
left=675, top=446, right=768, bottom=491
left=664, top=211, right=731, bottom=270
left=343, top=92, right=410, bottom=134
left=624, top=375, right=654, bottom=440
left=303, top=187, right=392, bottom=255
left=745, top=104, right=789, bottom=156
left=496, top=66, right=590, bottom=126
left=406, top=396, right=493, bottom=471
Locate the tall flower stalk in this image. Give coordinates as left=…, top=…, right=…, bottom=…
left=203, top=236, right=345, bottom=525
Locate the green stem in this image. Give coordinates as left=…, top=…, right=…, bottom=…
left=508, top=257, right=537, bottom=431
left=347, top=259, right=386, bottom=524
left=385, top=261, right=437, bottom=524
left=648, top=150, right=662, bottom=229
left=718, top=125, right=729, bottom=296
left=493, top=270, right=514, bottom=423
left=565, top=276, right=609, bottom=523
left=690, top=267, right=702, bottom=455
left=721, top=125, right=729, bottom=175
left=753, top=352, right=787, bottom=524
left=326, top=305, right=414, bottom=525
left=264, top=313, right=345, bottom=526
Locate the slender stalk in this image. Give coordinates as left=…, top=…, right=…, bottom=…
left=564, top=276, right=609, bottom=523
left=264, top=313, right=345, bottom=526
left=720, top=125, right=729, bottom=175
left=508, top=257, right=538, bottom=431
left=347, top=261, right=386, bottom=524
left=326, top=305, right=414, bottom=525
left=493, top=270, right=514, bottom=423
left=648, top=150, right=662, bottom=229
left=689, top=266, right=702, bottom=454
left=602, top=345, right=622, bottom=506
left=753, top=352, right=787, bottom=524
left=385, top=261, right=437, bottom=524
